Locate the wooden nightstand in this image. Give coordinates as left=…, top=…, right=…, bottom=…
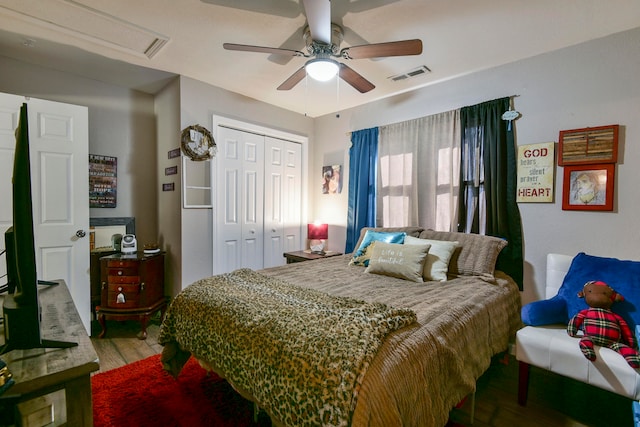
left=96, top=252, right=166, bottom=339
left=283, top=250, right=343, bottom=264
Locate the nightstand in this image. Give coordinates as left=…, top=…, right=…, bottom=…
left=96, top=252, right=166, bottom=339
left=283, top=250, right=343, bottom=264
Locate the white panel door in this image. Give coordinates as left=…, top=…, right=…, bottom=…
left=282, top=140, right=302, bottom=254
left=263, top=138, right=284, bottom=268
left=264, top=137, right=302, bottom=268
left=0, top=93, right=90, bottom=332
left=216, top=126, right=264, bottom=273
left=241, top=134, right=264, bottom=270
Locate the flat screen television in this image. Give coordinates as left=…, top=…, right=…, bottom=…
left=1, top=103, right=75, bottom=354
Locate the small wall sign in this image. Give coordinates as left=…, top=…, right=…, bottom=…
left=517, top=142, right=555, bottom=203
left=168, top=148, right=181, bottom=159
left=89, top=154, right=117, bottom=208
left=165, top=166, right=178, bottom=176
left=162, top=183, right=175, bottom=191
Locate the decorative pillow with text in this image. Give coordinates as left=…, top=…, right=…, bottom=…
left=365, top=241, right=430, bottom=282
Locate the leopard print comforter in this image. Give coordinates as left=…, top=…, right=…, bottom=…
left=158, top=268, right=416, bottom=427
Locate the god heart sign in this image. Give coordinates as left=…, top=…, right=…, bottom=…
left=517, top=142, right=555, bottom=203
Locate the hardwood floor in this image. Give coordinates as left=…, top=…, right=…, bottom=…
left=89, top=317, right=163, bottom=373
left=91, top=318, right=635, bottom=427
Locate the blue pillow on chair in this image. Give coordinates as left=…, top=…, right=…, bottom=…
left=521, top=296, right=567, bottom=326
left=522, top=252, right=640, bottom=328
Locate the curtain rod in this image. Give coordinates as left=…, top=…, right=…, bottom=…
left=345, top=94, right=521, bottom=137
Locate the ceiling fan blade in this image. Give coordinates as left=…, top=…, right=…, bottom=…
left=342, top=39, right=423, bottom=59
left=267, top=24, right=307, bottom=65
left=277, top=67, right=307, bottom=90
left=339, top=63, right=375, bottom=93
left=223, top=43, right=306, bottom=57
left=302, top=0, right=331, bottom=44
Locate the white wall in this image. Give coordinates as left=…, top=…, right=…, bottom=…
left=312, top=27, right=640, bottom=304
left=0, top=55, right=159, bottom=245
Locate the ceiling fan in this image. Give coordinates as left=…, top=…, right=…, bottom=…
left=222, top=0, right=423, bottom=94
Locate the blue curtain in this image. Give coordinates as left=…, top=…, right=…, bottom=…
left=345, top=127, right=379, bottom=253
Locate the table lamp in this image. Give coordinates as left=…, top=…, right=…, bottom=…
left=307, top=223, right=328, bottom=254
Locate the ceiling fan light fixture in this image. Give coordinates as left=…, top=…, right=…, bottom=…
left=305, top=58, right=339, bottom=81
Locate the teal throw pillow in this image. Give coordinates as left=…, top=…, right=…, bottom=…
left=350, top=230, right=406, bottom=267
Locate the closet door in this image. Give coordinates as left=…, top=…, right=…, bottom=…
left=264, top=137, right=302, bottom=268
left=281, top=140, right=302, bottom=254
left=216, top=126, right=264, bottom=273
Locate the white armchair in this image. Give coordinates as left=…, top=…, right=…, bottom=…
left=515, top=253, right=640, bottom=405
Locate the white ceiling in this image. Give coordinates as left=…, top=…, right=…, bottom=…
left=1, top=0, right=640, bottom=117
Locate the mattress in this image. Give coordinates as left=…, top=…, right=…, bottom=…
left=160, top=253, right=521, bottom=426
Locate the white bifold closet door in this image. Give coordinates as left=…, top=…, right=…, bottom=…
left=264, top=137, right=302, bottom=268
left=216, top=126, right=265, bottom=273
left=216, top=127, right=302, bottom=274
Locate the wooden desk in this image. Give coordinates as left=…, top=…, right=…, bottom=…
left=0, top=281, right=100, bottom=426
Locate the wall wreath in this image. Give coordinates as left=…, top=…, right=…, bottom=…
left=181, top=124, right=216, bottom=161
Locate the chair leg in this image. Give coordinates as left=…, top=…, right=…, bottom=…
left=518, top=361, right=530, bottom=406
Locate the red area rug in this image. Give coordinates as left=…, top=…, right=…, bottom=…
left=92, top=354, right=271, bottom=427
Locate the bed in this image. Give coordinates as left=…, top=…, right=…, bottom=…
left=158, top=228, right=521, bottom=427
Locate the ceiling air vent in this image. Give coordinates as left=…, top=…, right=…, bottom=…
left=389, top=65, right=431, bottom=82
left=0, top=0, right=169, bottom=59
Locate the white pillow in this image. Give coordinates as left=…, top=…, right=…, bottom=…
left=404, top=235, right=458, bottom=282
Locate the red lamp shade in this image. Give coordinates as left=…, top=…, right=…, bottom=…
left=307, top=223, right=328, bottom=240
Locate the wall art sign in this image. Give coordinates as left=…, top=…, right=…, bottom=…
left=168, top=148, right=181, bottom=159
left=162, top=183, right=175, bottom=192
left=89, top=154, right=117, bottom=208
left=517, top=142, right=555, bottom=203
left=558, top=124, right=618, bottom=166
left=165, top=166, right=178, bottom=176
left=562, top=163, right=614, bottom=211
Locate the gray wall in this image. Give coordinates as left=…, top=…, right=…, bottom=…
left=5, top=26, right=639, bottom=305
left=155, top=78, right=182, bottom=298
left=311, top=27, right=640, bottom=304
left=0, top=55, right=159, bottom=245
left=176, top=76, right=314, bottom=289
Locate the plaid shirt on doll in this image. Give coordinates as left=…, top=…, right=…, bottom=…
left=568, top=284, right=640, bottom=368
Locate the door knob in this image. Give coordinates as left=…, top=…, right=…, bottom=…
left=76, top=229, right=86, bottom=238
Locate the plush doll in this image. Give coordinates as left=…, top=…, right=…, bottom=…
left=567, top=280, right=640, bottom=368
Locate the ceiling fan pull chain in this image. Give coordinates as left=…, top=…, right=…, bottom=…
left=336, top=74, right=340, bottom=115
left=304, top=73, right=309, bottom=117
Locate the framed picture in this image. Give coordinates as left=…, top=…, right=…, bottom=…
left=89, top=154, right=117, bottom=208
left=562, top=163, right=614, bottom=211
left=322, top=165, right=342, bottom=194
left=558, top=124, right=618, bottom=166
